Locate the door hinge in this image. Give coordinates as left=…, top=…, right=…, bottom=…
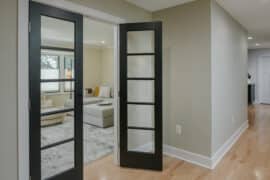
left=29, top=22, right=31, bottom=33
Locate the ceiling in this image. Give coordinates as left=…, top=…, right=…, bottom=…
left=41, top=16, right=114, bottom=48
left=216, top=0, right=270, bottom=49
left=125, top=0, right=196, bottom=11
left=126, top=0, right=270, bottom=49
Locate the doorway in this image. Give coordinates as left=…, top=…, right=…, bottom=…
left=29, top=2, right=163, bottom=180
left=258, top=56, right=270, bottom=104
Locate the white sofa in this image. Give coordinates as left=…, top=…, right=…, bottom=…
left=65, top=97, right=114, bottom=128
left=84, top=103, right=114, bottom=127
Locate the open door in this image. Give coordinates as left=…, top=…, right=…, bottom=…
left=29, top=2, right=83, bottom=180
left=119, top=22, right=163, bottom=170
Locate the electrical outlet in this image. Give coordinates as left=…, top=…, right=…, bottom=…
left=176, top=124, right=182, bottom=136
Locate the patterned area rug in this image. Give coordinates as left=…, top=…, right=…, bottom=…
left=41, top=116, right=114, bottom=179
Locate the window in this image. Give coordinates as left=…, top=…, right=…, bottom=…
left=64, top=55, right=74, bottom=92
left=41, top=54, right=60, bottom=92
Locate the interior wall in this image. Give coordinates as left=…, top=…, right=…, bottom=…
left=100, top=48, right=114, bottom=89
left=248, top=49, right=270, bottom=103
left=0, top=0, right=18, bottom=180
left=153, top=0, right=212, bottom=156
left=84, top=45, right=102, bottom=89
left=211, top=0, right=248, bottom=155
left=67, top=0, right=152, bottom=22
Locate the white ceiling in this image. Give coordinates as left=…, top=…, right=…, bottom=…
left=126, top=0, right=270, bottom=49
left=216, top=0, right=270, bottom=49
left=41, top=16, right=114, bottom=48
left=125, top=0, right=196, bottom=11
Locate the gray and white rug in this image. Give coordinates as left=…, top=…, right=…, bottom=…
left=41, top=116, right=114, bottom=179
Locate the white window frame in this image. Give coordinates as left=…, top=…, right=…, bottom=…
left=41, top=53, right=61, bottom=93
left=18, top=0, right=125, bottom=180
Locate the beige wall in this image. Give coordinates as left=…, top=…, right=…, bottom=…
left=84, top=45, right=102, bottom=89
left=67, top=0, right=152, bottom=22
left=84, top=46, right=114, bottom=89
left=100, top=48, right=114, bottom=88
left=153, top=0, right=212, bottom=156
left=0, top=0, right=18, bottom=180
left=211, top=0, right=248, bottom=155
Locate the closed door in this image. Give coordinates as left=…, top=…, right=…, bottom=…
left=119, top=22, right=163, bottom=170
left=29, top=2, right=83, bottom=180
left=259, top=57, right=270, bottom=104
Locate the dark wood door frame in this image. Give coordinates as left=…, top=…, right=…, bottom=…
left=29, top=2, right=83, bottom=180
left=119, top=22, right=163, bottom=170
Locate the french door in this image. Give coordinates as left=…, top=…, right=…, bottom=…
left=29, top=2, right=83, bottom=180
left=119, top=22, right=163, bottom=170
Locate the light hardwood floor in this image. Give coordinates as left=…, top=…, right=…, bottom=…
left=84, top=105, right=270, bottom=180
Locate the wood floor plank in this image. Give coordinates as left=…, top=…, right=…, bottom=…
left=84, top=105, right=270, bottom=180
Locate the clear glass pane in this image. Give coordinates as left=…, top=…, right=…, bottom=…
left=41, top=16, right=75, bottom=49
left=41, top=49, right=74, bottom=79
left=128, top=80, right=154, bottom=103
left=128, top=105, right=154, bottom=128
left=64, top=55, right=75, bottom=79
left=41, top=53, right=60, bottom=81
left=127, top=31, right=154, bottom=53
left=40, top=89, right=74, bottom=109
left=127, top=56, right=154, bottom=78
left=41, top=82, right=60, bottom=93
left=128, top=129, right=155, bottom=153
left=41, top=141, right=74, bottom=179
left=64, top=82, right=74, bottom=92
left=41, top=114, right=74, bottom=147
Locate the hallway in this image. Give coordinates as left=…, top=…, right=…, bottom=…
left=84, top=105, right=270, bottom=180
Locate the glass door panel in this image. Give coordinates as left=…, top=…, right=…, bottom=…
left=40, top=14, right=76, bottom=180
left=120, top=22, right=162, bottom=170
left=128, top=129, right=155, bottom=153
left=127, top=80, right=154, bottom=103
left=127, top=56, right=155, bottom=78
left=30, top=2, right=83, bottom=180
left=41, top=16, right=75, bottom=49
left=127, top=105, right=154, bottom=128
left=127, top=31, right=155, bottom=53
left=41, top=141, right=75, bottom=179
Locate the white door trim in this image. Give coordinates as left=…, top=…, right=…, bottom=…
left=18, top=1, right=125, bottom=180
left=18, top=0, right=29, bottom=180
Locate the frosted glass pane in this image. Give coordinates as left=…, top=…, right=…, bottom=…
left=41, top=141, right=74, bottom=179
left=128, top=130, right=155, bottom=153
left=127, top=56, right=154, bottom=78
left=128, top=105, right=154, bottom=128
left=127, top=31, right=154, bottom=53
left=41, top=16, right=74, bottom=49
left=128, top=80, right=154, bottom=103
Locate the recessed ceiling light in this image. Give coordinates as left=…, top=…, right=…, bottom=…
left=248, top=36, right=253, bottom=40
left=255, top=43, right=261, bottom=46
left=101, top=41, right=105, bottom=44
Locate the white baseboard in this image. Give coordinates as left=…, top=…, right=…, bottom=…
left=163, top=145, right=212, bottom=169
left=211, top=120, right=248, bottom=169
left=163, top=120, right=249, bottom=169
